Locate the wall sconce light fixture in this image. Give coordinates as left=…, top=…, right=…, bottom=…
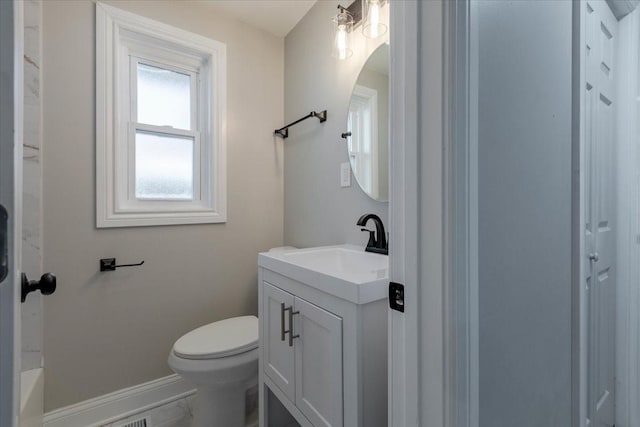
left=333, top=6, right=354, bottom=60
left=362, top=0, right=388, bottom=39
left=333, top=0, right=387, bottom=60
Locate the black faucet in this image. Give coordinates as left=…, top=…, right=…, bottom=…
left=357, top=214, right=388, bottom=255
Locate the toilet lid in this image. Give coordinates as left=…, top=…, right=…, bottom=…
left=173, top=316, right=259, bottom=360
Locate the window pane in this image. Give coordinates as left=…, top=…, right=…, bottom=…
left=135, top=131, right=194, bottom=200
left=137, top=63, right=191, bottom=130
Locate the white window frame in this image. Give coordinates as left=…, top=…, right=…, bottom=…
left=96, top=2, right=227, bottom=227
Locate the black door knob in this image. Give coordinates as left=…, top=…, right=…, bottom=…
left=21, top=272, right=56, bottom=303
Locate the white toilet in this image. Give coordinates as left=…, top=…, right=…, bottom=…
left=168, top=315, right=259, bottom=427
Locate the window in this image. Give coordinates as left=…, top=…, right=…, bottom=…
left=96, top=3, right=227, bottom=227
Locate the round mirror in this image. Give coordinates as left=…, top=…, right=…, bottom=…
left=345, top=43, right=389, bottom=202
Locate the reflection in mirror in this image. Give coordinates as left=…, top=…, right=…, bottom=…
left=345, top=43, right=389, bottom=201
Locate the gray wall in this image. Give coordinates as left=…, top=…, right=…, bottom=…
left=283, top=1, right=388, bottom=248
left=477, top=1, right=573, bottom=426
left=42, top=0, right=283, bottom=411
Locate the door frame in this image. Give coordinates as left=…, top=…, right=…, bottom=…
left=0, top=0, right=24, bottom=426
left=573, top=1, right=587, bottom=426
left=447, top=1, right=479, bottom=426
left=389, top=1, right=594, bottom=426
left=389, top=0, right=463, bottom=426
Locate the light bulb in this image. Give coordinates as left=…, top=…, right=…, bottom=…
left=336, top=25, right=348, bottom=60
left=332, top=10, right=353, bottom=60
left=369, top=2, right=380, bottom=37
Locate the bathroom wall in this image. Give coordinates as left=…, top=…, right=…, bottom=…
left=283, top=1, right=389, bottom=248
left=476, top=1, right=573, bottom=425
left=21, top=0, right=43, bottom=373
left=42, top=0, right=284, bottom=411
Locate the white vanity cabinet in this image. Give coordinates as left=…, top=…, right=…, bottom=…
left=263, top=282, right=343, bottom=427
left=258, top=245, right=388, bottom=427
left=262, top=283, right=296, bottom=401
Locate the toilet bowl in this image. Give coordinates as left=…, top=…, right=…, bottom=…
left=168, top=315, right=259, bottom=427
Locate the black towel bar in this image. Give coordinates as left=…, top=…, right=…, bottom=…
left=274, top=110, right=327, bottom=139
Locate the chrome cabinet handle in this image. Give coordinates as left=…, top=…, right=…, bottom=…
left=280, top=303, right=291, bottom=341
left=0, top=205, right=7, bottom=283
left=589, top=252, right=599, bottom=262
left=289, top=308, right=300, bottom=347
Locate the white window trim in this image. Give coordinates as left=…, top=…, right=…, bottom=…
left=96, top=2, right=227, bottom=227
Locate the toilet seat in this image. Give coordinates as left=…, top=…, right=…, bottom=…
left=173, top=315, right=258, bottom=360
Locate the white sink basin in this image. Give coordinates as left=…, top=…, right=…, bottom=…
left=281, top=246, right=388, bottom=283
left=258, top=245, right=388, bottom=304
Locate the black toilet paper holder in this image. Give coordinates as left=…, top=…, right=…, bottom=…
left=99, top=258, right=145, bottom=272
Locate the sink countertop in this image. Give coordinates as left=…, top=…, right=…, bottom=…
left=258, top=244, right=389, bottom=304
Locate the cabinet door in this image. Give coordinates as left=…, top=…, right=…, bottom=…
left=294, top=297, right=343, bottom=427
left=263, top=282, right=295, bottom=401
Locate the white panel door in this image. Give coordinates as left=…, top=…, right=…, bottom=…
left=584, top=2, right=617, bottom=426
left=294, top=296, right=343, bottom=427
left=262, top=282, right=295, bottom=401
left=0, top=1, right=23, bottom=426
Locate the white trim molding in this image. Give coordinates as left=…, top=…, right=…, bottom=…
left=95, top=2, right=227, bottom=228
left=389, top=0, right=450, bottom=426
left=43, top=374, right=195, bottom=427
left=0, top=1, right=23, bottom=425
left=447, top=0, right=479, bottom=426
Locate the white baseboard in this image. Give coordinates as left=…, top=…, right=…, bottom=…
left=43, top=374, right=195, bottom=427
